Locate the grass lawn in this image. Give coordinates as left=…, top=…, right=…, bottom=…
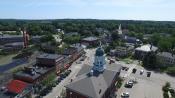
left=120, top=58, right=134, bottom=64
left=0, top=54, right=17, bottom=66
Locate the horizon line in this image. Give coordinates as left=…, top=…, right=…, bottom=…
left=0, top=18, right=175, bottom=22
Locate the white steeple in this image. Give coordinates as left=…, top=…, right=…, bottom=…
left=118, top=24, right=122, bottom=35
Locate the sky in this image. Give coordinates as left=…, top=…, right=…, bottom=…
left=0, top=0, right=175, bottom=21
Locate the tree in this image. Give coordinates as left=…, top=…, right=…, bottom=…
left=63, top=35, right=81, bottom=44
left=158, top=38, right=172, bottom=52
left=166, top=67, right=175, bottom=76
left=149, top=33, right=161, bottom=46
left=41, top=34, right=55, bottom=42
left=111, top=31, right=119, bottom=41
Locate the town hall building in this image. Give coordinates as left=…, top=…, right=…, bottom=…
left=65, top=45, right=122, bottom=98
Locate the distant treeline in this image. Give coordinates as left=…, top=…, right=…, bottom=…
left=0, top=19, right=175, bottom=36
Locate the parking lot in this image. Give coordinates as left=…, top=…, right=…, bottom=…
left=117, top=70, right=163, bottom=98
left=117, top=63, right=175, bottom=98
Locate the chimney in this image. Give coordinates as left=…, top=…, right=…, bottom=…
left=22, top=29, right=29, bottom=48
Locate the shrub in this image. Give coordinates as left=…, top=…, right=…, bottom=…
left=166, top=67, right=175, bottom=76
left=163, top=92, right=169, bottom=98
left=116, top=78, right=123, bottom=88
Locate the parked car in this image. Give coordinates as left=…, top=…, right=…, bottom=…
left=121, top=92, right=130, bottom=97
left=60, top=73, right=66, bottom=79
left=55, top=96, right=60, bottom=98
left=109, top=59, right=115, bottom=64
left=0, top=86, right=6, bottom=91
left=132, top=68, right=137, bottom=73
left=140, top=70, right=144, bottom=75
left=57, top=76, right=61, bottom=82
left=125, top=67, right=129, bottom=71
left=125, top=81, right=133, bottom=88
left=147, top=72, right=151, bottom=77
left=122, top=66, right=129, bottom=71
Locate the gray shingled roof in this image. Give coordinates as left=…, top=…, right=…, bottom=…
left=65, top=64, right=121, bottom=98
left=37, top=53, right=63, bottom=60
left=82, top=36, right=99, bottom=41
left=157, top=52, right=175, bottom=59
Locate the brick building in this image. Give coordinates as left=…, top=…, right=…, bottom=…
left=36, top=53, right=64, bottom=67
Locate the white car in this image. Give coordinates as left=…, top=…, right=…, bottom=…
left=121, top=92, right=130, bottom=97
left=140, top=70, right=144, bottom=75
left=55, top=96, right=60, bottom=98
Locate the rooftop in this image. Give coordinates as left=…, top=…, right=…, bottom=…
left=82, top=36, right=99, bottom=41
left=157, top=52, right=175, bottom=59
left=70, top=43, right=84, bottom=52
left=135, top=44, right=158, bottom=52
left=65, top=64, right=121, bottom=98
left=6, top=80, right=29, bottom=94
left=14, top=66, right=53, bottom=82
left=63, top=47, right=77, bottom=55
left=37, top=53, right=63, bottom=60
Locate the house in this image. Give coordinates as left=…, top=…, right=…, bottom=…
left=110, top=46, right=134, bottom=58
left=81, top=36, right=99, bottom=46
left=135, top=44, right=158, bottom=60
left=36, top=53, right=64, bottom=67
left=14, top=66, right=54, bottom=84
left=0, top=80, right=32, bottom=98
left=156, top=52, right=175, bottom=66
left=123, top=36, right=142, bottom=45
left=65, top=46, right=122, bottom=98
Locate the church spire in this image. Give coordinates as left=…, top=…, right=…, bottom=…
left=118, top=24, right=122, bottom=35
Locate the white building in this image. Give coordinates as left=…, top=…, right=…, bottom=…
left=135, top=44, right=158, bottom=60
